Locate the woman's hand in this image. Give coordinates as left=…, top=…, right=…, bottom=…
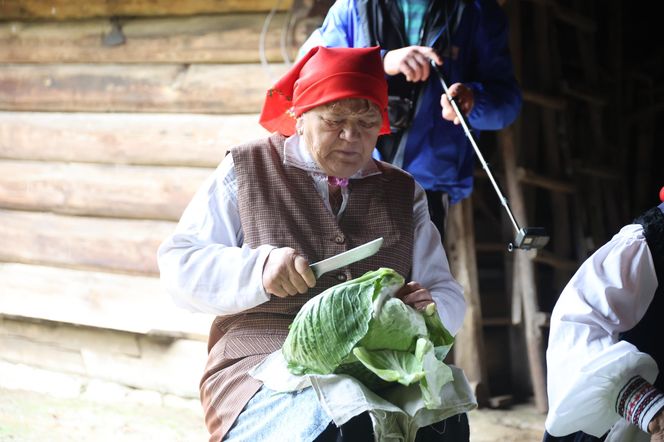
left=383, top=46, right=442, bottom=82
left=395, top=281, right=435, bottom=310
left=262, top=247, right=316, bottom=298
left=649, top=407, right=664, bottom=441
left=440, top=82, right=474, bottom=125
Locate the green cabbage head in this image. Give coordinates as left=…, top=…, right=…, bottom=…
left=282, top=268, right=455, bottom=408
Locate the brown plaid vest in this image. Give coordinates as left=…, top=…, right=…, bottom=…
left=200, top=133, right=414, bottom=440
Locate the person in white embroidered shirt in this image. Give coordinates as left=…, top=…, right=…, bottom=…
left=158, top=46, right=472, bottom=441
left=543, top=186, right=664, bottom=442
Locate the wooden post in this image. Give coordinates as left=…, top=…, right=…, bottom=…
left=446, top=197, right=489, bottom=407
left=499, top=126, right=548, bottom=413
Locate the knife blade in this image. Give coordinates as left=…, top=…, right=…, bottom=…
left=310, top=237, right=384, bottom=279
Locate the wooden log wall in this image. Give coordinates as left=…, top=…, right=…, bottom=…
left=0, top=0, right=299, bottom=396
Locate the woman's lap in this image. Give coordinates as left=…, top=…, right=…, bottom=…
left=224, top=385, right=331, bottom=441
left=225, top=385, right=470, bottom=442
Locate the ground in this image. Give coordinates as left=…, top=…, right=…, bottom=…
left=0, top=386, right=546, bottom=442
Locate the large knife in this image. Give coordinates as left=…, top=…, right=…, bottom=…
left=310, top=237, right=383, bottom=279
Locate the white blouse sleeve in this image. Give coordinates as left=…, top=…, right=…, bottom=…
left=157, top=154, right=274, bottom=315
left=544, top=224, right=659, bottom=437
left=410, top=182, right=466, bottom=335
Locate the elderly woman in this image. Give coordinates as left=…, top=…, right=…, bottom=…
left=158, top=46, right=471, bottom=441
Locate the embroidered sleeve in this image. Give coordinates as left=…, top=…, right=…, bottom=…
left=616, top=376, right=664, bottom=433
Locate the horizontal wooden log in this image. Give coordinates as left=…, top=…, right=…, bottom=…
left=0, top=14, right=297, bottom=64
left=0, top=263, right=212, bottom=339
left=0, top=209, right=174, bottom=275
left=0, top=112, right=267, bottom=167
left=533, top=249, right=579, bottom=271
left=571, top=163, right=621, bottom=180
left=0, top=160, right=211, bottom=220
left=0, top=0, right=293, bottom=20
left=516, top=167, right=576, bottom=193
left=0, top=63, right=288, bottom=113
left=522, top=89, right=567, bottom=111
left=561, top=83, right=607, bottom=106
left=0, top=316, right=208, bottom=397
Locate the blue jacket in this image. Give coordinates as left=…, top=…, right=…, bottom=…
left=300, top=0, right=522, bottom=203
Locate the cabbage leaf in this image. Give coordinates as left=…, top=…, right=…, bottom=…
left=282, top=268, right=455, bottom=409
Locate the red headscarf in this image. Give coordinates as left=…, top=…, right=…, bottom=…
left=259, top=46, right=390, bottom=136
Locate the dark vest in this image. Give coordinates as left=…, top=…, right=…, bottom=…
left=620, top=204, right=664, bottom=391
left=200, top=133, right=415, bottom=440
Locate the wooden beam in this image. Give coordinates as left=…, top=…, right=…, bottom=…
left=522, top=89, right=567, bottom=111
left=516, top=167, right=576, bottom=193
left=499, top=127, right=549, bottom=413
left=0, top=315, right=208, bottom=398
left=0, top=263, right=212, bottom=340
left=0, top=160, right=210, bottom=220
left=0, top=0, right=293, bottom=20
left=532, top=250, right=579, bottom=271
left=572, top=163, right=621, bottom=180
left=0, top=14, right=293, bottom=64
left=560, top=83, right=608, bottom=106
left=446, top=198, right=490, bottom=407
left=0, top=209, right=174, bottom=275
left=0, top=112, right=266, bottom=167
left=0, top=63, right=287, bottom=114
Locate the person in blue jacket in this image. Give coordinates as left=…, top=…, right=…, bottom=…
left=300, top=0, right=522, bottom=241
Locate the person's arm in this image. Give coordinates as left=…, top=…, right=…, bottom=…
left=157, top=154, right=274, bottom=315
left=464, top=0, right=522, bottom=130
left=545, top=224, right=659, bottom=437
left=409, top=182, right=465, bottom=335
left=297, top=0, right=360, bottom=58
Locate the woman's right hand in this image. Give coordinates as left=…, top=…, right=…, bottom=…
left=262, top=247, right=316, bottom=298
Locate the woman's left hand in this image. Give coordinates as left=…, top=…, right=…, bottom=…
left=395, top=281, right=435, bottom=310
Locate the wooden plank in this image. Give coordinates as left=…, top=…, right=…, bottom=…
left=81, top=335, right=206, bottom=397
left=0, top=14, right=294, bottom=64
left=498, top=126, right=548, bottom=413
left=532, top=250, right=579, bottom=271
left=561, top=83, right=607, bottom=106
left=1, top=315, right=141, bottom=356
left=0, top=112, right=267, bottom=167
left=0, top=0, right=293, bottom=20
left=446, top=198, right=490, bottom=407
left=0, top=316, right=207, bottom=398
left=0, top=209, right=174, bottom=275
left=0, top=63, right=287, bottom=113
left=515, top=167, right=576, bottom=193
left=0, top=329, right=87, bottom=376
left=0, top=263, right=212, bottom=339
left=521, top=89, right=567, bottom=111
left=0, top=160, right=211, bottom=220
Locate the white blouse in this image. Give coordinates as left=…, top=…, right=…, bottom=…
left=545, top=223, right=660, bottom=439
left=157, top=134, right=466, bottom=335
